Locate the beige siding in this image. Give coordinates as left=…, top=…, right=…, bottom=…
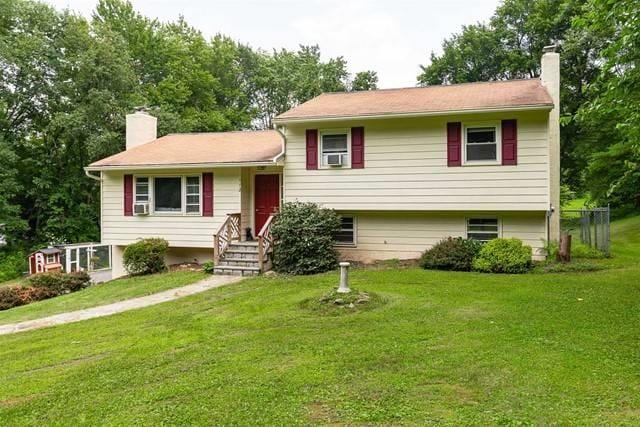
left=338, top=211, right=547, bottom=262
left=101, top=168, right=241, bottom=248
left=283, top=111, right=550, bottom=211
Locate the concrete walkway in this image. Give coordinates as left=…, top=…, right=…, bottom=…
left=0, top=275, right=244, bottom=336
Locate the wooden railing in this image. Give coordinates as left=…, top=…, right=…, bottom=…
left=257, top=214, right=275, bottom=271
left=213, top=213, right=241, bottom=262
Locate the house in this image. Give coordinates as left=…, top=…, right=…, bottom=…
left=28, top=248, right=63, bottom=275
left=86, top=49, right=560, bottom=277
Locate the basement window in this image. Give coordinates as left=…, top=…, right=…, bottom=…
left=334, top=216, right=356, bottom=245
left=466, top=218, right=499, bottom=242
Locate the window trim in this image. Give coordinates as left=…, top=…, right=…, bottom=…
left=46, top=254, right=56, bottom=264
left=133, top=174, right=203, bottom=217
left=319, top=129, right=351, bottom=169
left=334, top=215, right=357, bottom=247
left=462, top=121, right=501, bottom=166
left=465, top=217, right=501, bottom=242
left=185, top=175, right=202, bottom=216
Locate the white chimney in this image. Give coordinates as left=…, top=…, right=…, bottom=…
left=126, top=111, right=157, bottom=150
left=541, top=45, right=561, bottom=242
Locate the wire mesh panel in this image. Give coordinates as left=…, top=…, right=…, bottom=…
left=561, top=207, right=610, bottom=254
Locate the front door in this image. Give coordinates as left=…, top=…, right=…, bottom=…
left=254, top=174, right=280, bottom=234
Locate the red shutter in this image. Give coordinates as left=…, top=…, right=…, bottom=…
left=447, top=122, right=462, bottom=166
left=123, top=174, right=133, bottom=216
left=502, top=119, right=518, bottom=165
left=351, top=127, right=365, bottom=168
left=202, top=172, right=214, bottom=217
left=306, top=129, right=318, bottom=170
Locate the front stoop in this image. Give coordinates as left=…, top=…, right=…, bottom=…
left=214, top=241, right=266, bottom=276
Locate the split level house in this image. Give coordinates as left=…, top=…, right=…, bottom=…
left=86, top=49, right=561, bottom=277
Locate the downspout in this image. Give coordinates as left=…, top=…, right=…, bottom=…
left=272, top=127, right=286, bottom=163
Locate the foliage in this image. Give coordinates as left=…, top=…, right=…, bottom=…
left=201, top=260, right=215, bottom=274
left=299, top=288, right=384, bottom=316
left=472, top=238, right=533, bottom=273
left=534, top=259, right=606, bottom=273
left=271, top=202, right=340, bottom=275
left=572, top=242, right=606, bottom=259
left=27, top=271, right=91, bottom=293
left=123, top=238, right=169, bottom=276
left=419, top=237, right=482, bottom=271
left=0, top=286, right=24, bottom=311
left=0, top=250, right=27, bottom=282
left=351, top=71, right=378, bottom=91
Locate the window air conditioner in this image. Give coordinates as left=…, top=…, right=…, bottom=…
left=326, top=153, right=343, bottom=166
left=133, top=202, right=150, bottom=215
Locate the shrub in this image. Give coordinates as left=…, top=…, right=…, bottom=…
left=27, top=271, right=91, bottom=293
left=0, top=286, right=24, bottom=311
left=420, top=237, right=482, bottom=271
left=123, top=238, right=169, bottom=275
left=15, top=285, right=58, bottom=303
left=472, top=238, right=533, bottom=274
left=271, top=202, right=341, bottom=275
left=572, top=243, right=607, bottom=259
left=201, top=260, right=215, bottom=274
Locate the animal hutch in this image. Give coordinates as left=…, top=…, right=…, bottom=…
left=28, top=248, right=63, bottom=275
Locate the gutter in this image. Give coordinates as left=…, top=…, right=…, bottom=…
left=85, top=160, right=280, bottom=172
left=273, top=104, right=554, bottom=125
left=84, top=169, right=102, bottom=181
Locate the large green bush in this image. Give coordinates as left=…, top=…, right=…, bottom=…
left=420, top=237, right=482, bottom=271
left=472, top=238, right=532, bottom=274
left=27, top=271, right=91, bottom=293
left=271, top=202, right=341, bottom=275
left=123, top=238, right=169, bottom=276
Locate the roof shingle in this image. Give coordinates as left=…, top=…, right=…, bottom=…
left=275, top=79, right=553, bottom=122
left=89, top=130, right=283, bottom=169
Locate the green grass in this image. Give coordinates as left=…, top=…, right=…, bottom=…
left=0, top=271, right=205, bottom=325
left=1, top=217, right=639, bottom=425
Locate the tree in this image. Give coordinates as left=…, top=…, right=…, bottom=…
left=351, top=71, right=378, bottom=91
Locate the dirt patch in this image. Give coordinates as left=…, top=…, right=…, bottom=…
left=307, top=401, right=340, bottom=424
left=0, top=395, right=36, bottom=408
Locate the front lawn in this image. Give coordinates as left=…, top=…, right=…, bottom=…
left=0, top=217, right=639, bottom=424
left=0, top=271, right=206, bottom=325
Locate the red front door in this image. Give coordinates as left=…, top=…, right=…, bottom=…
left=254, top=174, right=280, bottom=234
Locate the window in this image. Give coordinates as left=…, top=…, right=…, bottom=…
left=334, top=216, right=356, bottom=245
left=465, top=124, right=498, bottom=162
left=154, top=177, right=182, bottom=213
left=135, top=177, right=149, bottom=202
left=186, top=176, right=201, bottom=214
left=466, top=218, right=499, bottom=242
left=46, top=254, right=55, bottom=264
left=321, top=131, right=349, bottom=166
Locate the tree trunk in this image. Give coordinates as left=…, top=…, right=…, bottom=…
left=557, top=233, right=572, bottom=263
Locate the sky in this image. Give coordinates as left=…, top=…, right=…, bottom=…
left=44, top=0, right=500, bottom=88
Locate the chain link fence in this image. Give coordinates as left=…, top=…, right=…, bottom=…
left=561, top=207, right=610, bottom=254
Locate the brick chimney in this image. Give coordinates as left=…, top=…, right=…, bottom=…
left=541, top=45, right=560, bottom=242
left=126, top=110, right=157, bottom=150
